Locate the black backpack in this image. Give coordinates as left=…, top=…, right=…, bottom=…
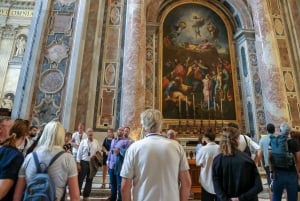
left=23, top=151, right=65, bottom=201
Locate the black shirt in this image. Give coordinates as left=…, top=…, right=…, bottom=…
left=212, top=151, right=263, bottom=201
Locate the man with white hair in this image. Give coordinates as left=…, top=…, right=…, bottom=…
left=167, top=129, right=177, bottom=140
left=120, top=109, right=191, bottom=201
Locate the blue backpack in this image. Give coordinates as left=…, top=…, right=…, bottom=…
left=23, top=151, right=65, bottom=201
left=269, top=134, right=295, bottom=169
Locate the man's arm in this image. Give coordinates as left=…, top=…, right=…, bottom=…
left=71, top=133, right=78, bottom=148
left=13, top=177, right=26, bottom=201
left=268, top=150, right=274, bottom=178
left=121, top=178, right=132, bottom=201
left=68, top=175, right=80, bottom=201
left=255, top=149, right=263, bottom=165
left=294, top=151, right=300, bottom=178
left=0, top=179, right=14, bottom=200
left=179, top=170, right=192, bottom=201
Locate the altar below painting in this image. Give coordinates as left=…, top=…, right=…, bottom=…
left=166, top=119, right=225, bottom=138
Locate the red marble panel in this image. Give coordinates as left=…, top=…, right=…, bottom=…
left=288, top=96, right=300, bottom=126
left=75, top=0, right=99, bottom=127
left=99, top=89, right=115, bottom=126
left=105, top=27, right=120, bottom=60
left=267, top=0, right=280, bottom=15
left=52, top=14, right=72, bottom=33
left=277, top=39, right=290, bottom=67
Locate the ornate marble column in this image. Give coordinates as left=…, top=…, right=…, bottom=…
left=120, top=0, right=146, bottom=137
left=249, top=0, right=290, bottom=127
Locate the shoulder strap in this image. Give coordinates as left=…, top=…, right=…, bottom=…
left=47, top=151, right=65, bottom=170
left=24, top=138, right=28, bottom=148
left=32, top=152, right=42, bottom=173
left=33, top=151, right=65, bottom=173
left=243, top=135, right=249, bottom=147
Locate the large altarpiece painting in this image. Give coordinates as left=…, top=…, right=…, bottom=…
left=160, top=2, right=237, bottom=125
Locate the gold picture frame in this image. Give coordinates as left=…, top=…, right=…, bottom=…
left=159, top=1, right=240, bottom=129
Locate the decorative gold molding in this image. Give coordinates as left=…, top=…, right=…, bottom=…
left=158, top=0, right=240, bottom=125
left=0, top=8, right=33, bottom=17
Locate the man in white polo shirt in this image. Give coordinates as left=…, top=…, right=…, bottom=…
left=71, top=122, right=87, bottom=159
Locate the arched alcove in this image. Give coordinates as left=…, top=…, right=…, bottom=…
left=146, top=0, right=264, bottom=135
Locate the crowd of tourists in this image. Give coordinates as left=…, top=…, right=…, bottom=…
left=0, top=110, right=300, bottom=201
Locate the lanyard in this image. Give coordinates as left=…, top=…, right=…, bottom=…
left=145, top=133, right=162, bottom=138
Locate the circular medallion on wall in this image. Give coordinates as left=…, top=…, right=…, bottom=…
left=110, top=6, right=120, bottom=25
left=104, top=63, right=116, bottom=86
left=39, top=69, right=64, bottom=94
left=274, top=18, right=284, bottom=36
left=284, top=71, right=294, bottom=92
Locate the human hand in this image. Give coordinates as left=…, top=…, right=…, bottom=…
left=230, top=197, right=239, bottom=201
left=270, top=172, right=274, bottom=180
left=113, top=148, right=119, bottom=154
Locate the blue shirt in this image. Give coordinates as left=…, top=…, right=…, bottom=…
left=107, top=137, right=131, bottom=170
left=259, top=134, right=271, bottom=167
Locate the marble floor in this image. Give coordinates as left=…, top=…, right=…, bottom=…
left=70, top=167, right=283, bottom=201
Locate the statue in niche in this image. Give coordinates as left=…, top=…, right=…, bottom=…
left=15, top=36, right=26, bottom=56
left=1, top=94, right=14, bottom=111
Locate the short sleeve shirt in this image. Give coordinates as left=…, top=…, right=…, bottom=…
left=259, top=134, right=271, bottom=167
left=120, top=135, right=189, bottom=201
left=19, top=147, right=78, bottom=200
left=0, top=146, right=24, bottom=201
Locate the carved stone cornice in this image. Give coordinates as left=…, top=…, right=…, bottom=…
left=1, top=1, right=35, bottom=8
left=0, top=25, right=17, bottom=39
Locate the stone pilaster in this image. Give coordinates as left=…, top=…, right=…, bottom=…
left=121, top=0, right=146, bottom=138
left=250, top=0, right=290, bottom=129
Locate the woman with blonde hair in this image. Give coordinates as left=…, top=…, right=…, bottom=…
left=13, top=121, right=80, bottom=201
left=0, top=119, right=28, bottom=201
left=212, top=127, right=263, bottom=201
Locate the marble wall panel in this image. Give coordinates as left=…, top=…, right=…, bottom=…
left=105, top=27, right=120, bottom=60
left=267, top=0, right=280, bottom=15
left=288, top=95, right=300, bottom=125
left=273, top=18, right=284, bottom=36
left=104, top=63, right=117, bottom=86
left=98, top=89, right=115, bottom=126
left=289, top=1, right=300, bottom=42
left=283, top=71, right=295, bottom=92
left=109, top=4, right=121, bottom=25
left=57, top=0, right=76, bottom=7
left=75, top=0, right=99, bottom=126
left=52, top=13, right=73, bottom=34
left=145, top=32, right=155, bottom=108
left=30, top=0, right=77, bottom=126
left=94, top=0, right=125, bottom=130
left=277, top=39, right=290, bottom=67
